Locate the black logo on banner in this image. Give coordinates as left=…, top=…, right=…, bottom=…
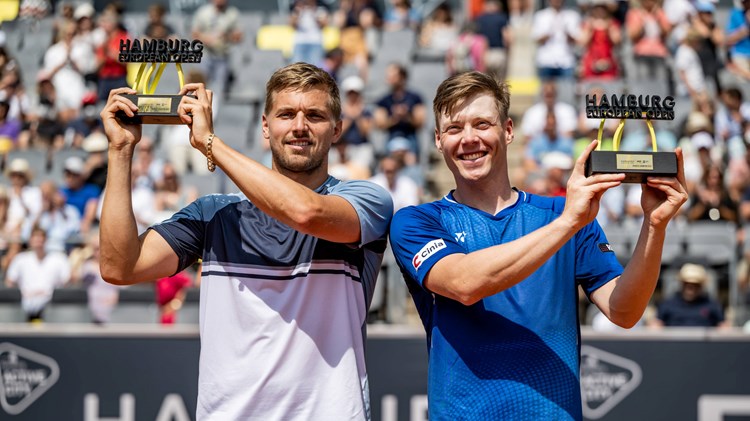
left=580, top=345, right=642, bottom=419
left=0, top=342, right=60, bottom=415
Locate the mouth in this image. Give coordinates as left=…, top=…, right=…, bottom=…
left=285, top=139, right=313, bottom=148
left=459, top=151, right=487, bottom=161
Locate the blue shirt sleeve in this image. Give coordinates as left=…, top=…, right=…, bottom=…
left=149, top=197, right=209, bottom=274
left=574, top=219, right=624, bottom=296
left=329, top=180, right=394, bottom=247
left=389, top=205, right=466, bottom=289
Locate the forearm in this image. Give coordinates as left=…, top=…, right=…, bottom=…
left=209, top=137, right=360, bottom=243
left=600, top=223, right=665, bottom=326
left=426, top=216, right=577, bottom=305
left=99, top=149, right=141, bottom=283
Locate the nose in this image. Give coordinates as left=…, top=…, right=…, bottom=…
left=292, top=111, right=307, bottom=136
left=462, top=124, right=480, bottom=144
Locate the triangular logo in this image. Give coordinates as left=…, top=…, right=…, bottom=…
left=0, top=342, right=60, bottom=415
left=580, top=345, right=642, bottom=419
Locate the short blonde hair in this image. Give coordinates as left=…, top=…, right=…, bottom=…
left=433, top=71, right=510, bottom=131
left=264, top=62, right=341, bottom=120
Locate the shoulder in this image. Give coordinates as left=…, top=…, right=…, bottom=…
left=393, top=201, right=443, bottom=224
left=328, top=178, right=390, bottom=198
left=169, top=192, right=244, bottom=223
left=522, top=191, right=566, bottom=214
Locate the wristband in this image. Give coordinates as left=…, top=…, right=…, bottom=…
left=206, top=133, right=216, bottom=172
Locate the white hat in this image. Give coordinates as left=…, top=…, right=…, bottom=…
left=74, top=3, right=95, bottom=20
left=82, top=132, right=109, bottom=153
left=690, top=132, right=714, bottom=150
left=64, top=156, right=85, bottom=174
left=341, top=76, right=365, bottom=93
left=679, top=263, right=708, bottom=284
left=542, top=151, right=574, bottom=170
left=387, top=136, right=412, bottom=153
left=6, top=158, right=31, bottom=178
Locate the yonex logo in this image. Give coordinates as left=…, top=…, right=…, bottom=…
left=0, top=342, right=60, bottom=415
left=412, top=239, right=447, bottom=270
left=454, top=232, right=466, bottom=243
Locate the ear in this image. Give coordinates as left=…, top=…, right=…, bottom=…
left=332, top=118, right=343, bottom=143
left=434, top=127, right=442, bottom=153
left=504, top=118, right=514, bottom=145
left=262, top=114, right=270, bottom=140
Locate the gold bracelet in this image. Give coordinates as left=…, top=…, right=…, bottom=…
left=206, top=133, right=216, bottom=172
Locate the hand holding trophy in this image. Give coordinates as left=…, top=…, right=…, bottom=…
left=116, top=38, right=203, bottom=124
left=584, top=94, right=678, bottom=183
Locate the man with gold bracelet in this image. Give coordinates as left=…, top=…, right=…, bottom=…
left=99, top=63, right=393, bottom=420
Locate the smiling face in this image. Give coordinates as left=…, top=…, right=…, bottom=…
left=263, top=87, right=342, bottom=182
left=436, top=93, right=514, bottom=186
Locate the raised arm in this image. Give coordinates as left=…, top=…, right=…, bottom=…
left=98, top=88, right=180, bottom=285
left=590, top=149, right=688, bottom=327
left=423, top=140, right=625, bottom=305
left=177, top=83, right=372, bottom=244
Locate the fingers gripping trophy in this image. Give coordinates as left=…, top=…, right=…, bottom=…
left=116, top=38, right=203, bottom=124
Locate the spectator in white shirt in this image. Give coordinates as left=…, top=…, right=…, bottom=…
left=531, top=0, right=580, bottom=79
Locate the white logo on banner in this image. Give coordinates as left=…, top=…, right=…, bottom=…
left=580, top=345, right=642, bottom=419
left=0, top=342, right=60, bottom=415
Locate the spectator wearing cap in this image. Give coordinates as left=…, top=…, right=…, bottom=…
left=691, top=1, right=723, bottom=94
left=649, top=263, right=729, bottom=328
left=22, top=180, right=81, bottom=253
left=81, top=132, right=109, bottom=191
left=523, top=107, right=574, bottom=174
left=6, top=158, right=42, bottom=238
left=386, top=136, right=423, bottom=187
left=61, top=156, right=101, bottom=219
left=675, top=28, right=711, bottom=112
left=369, top=155, right=420, bottom=323
left=725, top=0, right=750, bottom=80
left=338, top=75, right=375, bottom=170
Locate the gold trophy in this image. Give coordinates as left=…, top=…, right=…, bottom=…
left=116, top=38, right=203, bottom=124
left=585, top=94, right=678, bottom=183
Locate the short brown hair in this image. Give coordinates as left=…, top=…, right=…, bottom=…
left=264, top=62, right=341, bottom=120
left=433, top=71, right=510, bottom=131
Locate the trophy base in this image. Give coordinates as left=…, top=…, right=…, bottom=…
left=585, top=150, right=678, bottom=183
left=116, top=94, right=184, bottom=125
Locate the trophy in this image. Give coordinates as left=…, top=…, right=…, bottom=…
left=116, top=38, right=203, bottom=124
left=584, top=94, right=678, bottom=183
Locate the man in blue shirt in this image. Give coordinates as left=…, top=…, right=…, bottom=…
left=725, top=0, right=750, bottom=80
left=389, top=71, right=688, bottom=420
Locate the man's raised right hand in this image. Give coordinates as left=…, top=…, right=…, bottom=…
left=100, top=87, right=142, bottom=151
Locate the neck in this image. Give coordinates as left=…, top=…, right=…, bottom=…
left=453, top=176, right=517, bottom=215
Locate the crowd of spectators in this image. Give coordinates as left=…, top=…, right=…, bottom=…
left=0, top=0, right=749, bottom=328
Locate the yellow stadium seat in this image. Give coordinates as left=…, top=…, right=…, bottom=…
left=0, top=0, right=19, bottom=22
left=256, top=25, right=341, bottom=58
